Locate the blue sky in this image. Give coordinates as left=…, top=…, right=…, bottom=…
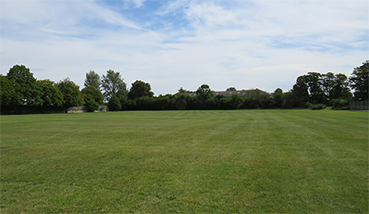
left=1, top=0, right=368, bottom=95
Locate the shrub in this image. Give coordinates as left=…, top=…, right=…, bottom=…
left=85, top=99, right=99, bottom=112
left=310, top=104, right=326, bottom=110
left=330, top=99, right=350, bottom=110
left=108, top=95, right=121, bottom=111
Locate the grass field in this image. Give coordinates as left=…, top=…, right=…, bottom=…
left=0, top=110, right=368, bottom=213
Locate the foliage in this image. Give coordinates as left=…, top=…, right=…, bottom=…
left=272, top=88, right=284, bottom=108
left=81, top=86, right=104, bottom=105
left=350, top=60, right=369, bottom=100
left=84, top=99, right=99, bottom=112
left=84, top=70, right=101, bottom=90
left=128, top=80, right=153, bottom=100
left=291, top=72, right=352, bottom=107
left=306, top=103, right=326, bottom=110
left=37, top=79, right=64, bottom=107
left=57, top=78, right=84, bottom=108
left=81, top=86, right=103, bottom=112
left=226, top=87, right=236, bottom=91
left=6, top=65, right=43, bottom=106
left=108, top=95, right=121, bottom=111
left=0, top=75, right=22, bottom=106
left=330, top=99, right=350, bottom=110
left=101, top=69, right=127, bottom=101
left=196, top=84, right=213, bottom=108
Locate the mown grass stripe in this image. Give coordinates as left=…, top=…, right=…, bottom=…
left=1, top=110, right=368, bottom=213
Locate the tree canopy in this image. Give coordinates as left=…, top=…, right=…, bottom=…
left=6, top=65, right=43, bottom=106
left=38, top=79, right=64, bottom=107
left=84, top=70, right=101, bottom=90
left=57, top=78, right=84, bottom=108
left=128, top=80, right=153, bottom=100
left=101, top=69, right=127, bottom=101
left=350, top=60, right=368, bottom=100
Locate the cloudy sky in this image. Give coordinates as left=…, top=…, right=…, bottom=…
left=1, top=0, right=368, bottom=95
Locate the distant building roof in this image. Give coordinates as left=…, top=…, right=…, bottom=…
left=179, top=89, right=271, bottom=97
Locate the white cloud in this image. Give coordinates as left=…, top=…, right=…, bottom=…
left=1, top=0, right=368, bottom=95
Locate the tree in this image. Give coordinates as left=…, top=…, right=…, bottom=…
left=84, top=70, right=101, bottom=90
left=0, top=75, right=22, bottom=106
left=196, top=84, right=213, bottom=101
left=81, top=85, right=104, bottom=112
left=81, top=86, right=104, bottom=105
left=57, top=78, right=84, bottom=108
left=128, top=80, right=153, bottom=100
left=350, top=60, right=369, bottom=100
left=38, top=79, right=64, bottom=107
left=226, top=87, right=236, bottom=91
left=6, top=64, right=43, bottom=106
left=101, top=69, right=127, bottom=101
left=306, top=72, right=326, bottom=104
left=273, top=88, right=284, bottom=108
left=330, top=74, right=352, bottom=100
left=291, top=75, right=310, bottom=107
left=108, top=95, right=121, bottom=111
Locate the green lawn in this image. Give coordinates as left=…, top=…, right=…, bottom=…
left=0, top=110, right=368, bottom=213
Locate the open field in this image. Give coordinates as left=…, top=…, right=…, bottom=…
left=0, top=110, right=368, bottom=213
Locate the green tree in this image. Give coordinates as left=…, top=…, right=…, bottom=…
left=226, top=87, right=237, bottom=91
left=0, top=75, right=22, bottom=106
left=81, top=85, right=104, bottom=112
left=350, top=60, right=369, bottom=100
left=6, top=65, right=43, bottom=106
left=101, top=69, right=127, bottom=101
left=196, top=84, right=213, bottom=101
left=108, top=95, right=121, bottom=111
left=81, top=86, right=104, bottom=105
left=37, top=79, right=64, bottom=107
left=128, top=80, right=153, bottom=100
left=291, top=75, right=310, bottom=107
left=330, top=74, right=352, bottom=100
left=57, top=78, right=84, bottom=108
left=273, top=88, right=284, bottom=108
left=84, top=70, right=101, bottom=90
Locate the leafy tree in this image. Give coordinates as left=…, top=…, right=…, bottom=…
left=101, top=69, right=127, bottom=101
left=306, top=72, right=326, bottom=104
left=6, top=64, right=43, bottom=106
left=273, top=88, right=284, bottom=108
left=0, top=75, right=22, bottom=106
left=350, top=60, right=369, bottom=100
left=57, top=78, right=84, bottom=108
left=196, top=84, right=213, bottom=101
left=291, top=75, right=310, bottom=107
left=128, top=80, right=154, bottom=100
left=38, top=79, right=64, bottom=107
left=84, top=70, right=101, bottom=90
left=81, top=86, right=104, bottom=105
left=108, top=95, right=121, bottom=111
left=81, top=85, right=104, bottom=112
left=229, top=94, right=243, bottom=109
left=226, top=87, right=237, bottom=91
left=330, top=73, right=352, bottom=100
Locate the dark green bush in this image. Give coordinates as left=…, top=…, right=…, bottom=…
left=85, top=99, right=99, bottom=112
left=310, top=104, right=326, bottom=110
left=108, top=95, right=121, bottom=111
left=330, top=99, right=350, bottom=110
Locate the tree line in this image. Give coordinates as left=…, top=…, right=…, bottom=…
left=0, top=60, right=367, bottom=113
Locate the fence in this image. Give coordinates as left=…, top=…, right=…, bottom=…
left=350, top=101, right=369, bottom=111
